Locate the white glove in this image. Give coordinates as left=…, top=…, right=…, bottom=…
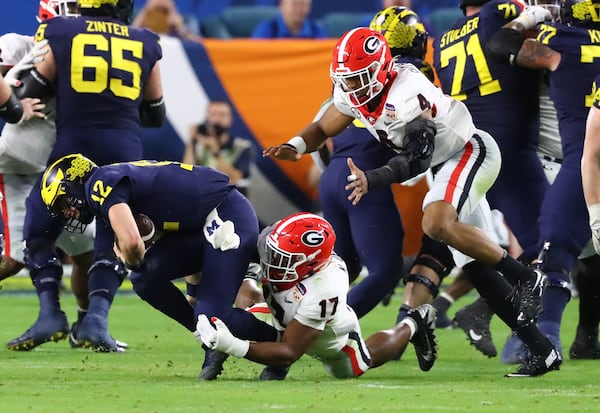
left=589, top=204, right=600, bottom=255
left=194, top=314, right=250, bottom=358
left=514, top=5, right=552, bottom=30
left=4, top=39, right=49, bottom=88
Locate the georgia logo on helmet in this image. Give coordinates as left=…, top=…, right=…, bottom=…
left=37, top=0, right=79, bottom=22
left=330, top=27, right=393, bottom=108
left=41, top=153, right=98, bottom=233
left=263, top=212, right=336, bottom=291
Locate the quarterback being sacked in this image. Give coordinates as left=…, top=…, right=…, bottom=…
left=195, top=212, right=438, bottom=380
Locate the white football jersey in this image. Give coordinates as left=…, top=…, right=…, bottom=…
left=0, top=33, right=56, bottom=174
left=263, top=255, right=362, bottom=360
left=333, top=62, right=475, bottom=169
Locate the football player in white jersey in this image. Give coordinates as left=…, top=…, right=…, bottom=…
left=263, top=27, right=561, bottom=377
left=195, top=212, right=438, bottom=379
left=1, top=0, right=125, bottom=352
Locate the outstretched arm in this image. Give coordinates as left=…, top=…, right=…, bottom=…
left=263, top=102, right=353, bottom=161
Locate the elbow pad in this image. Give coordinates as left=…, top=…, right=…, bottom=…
left=14, top=68, right=54, bottom=99
left=0, top=93, right=24, bottom=124
left=486, top=28, right=524, bottom=66
left=139, top=97, right=166, bottom=127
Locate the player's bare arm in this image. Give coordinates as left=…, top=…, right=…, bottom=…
left=262, top=103, right=353, bottom=161
left=109, top=203, right=145, bottom=267
left=245, top=319, right=321, bottom=365
left=516, top=38, right=560, bottom=71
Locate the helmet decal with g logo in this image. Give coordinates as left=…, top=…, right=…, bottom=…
left=301, top=230, right=325, bottom=247
left=364, top=36, right=381, bottom=54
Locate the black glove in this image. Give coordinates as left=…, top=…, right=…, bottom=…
left=403, top=118, right=436, bottom=162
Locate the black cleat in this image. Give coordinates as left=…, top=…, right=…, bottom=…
left=569, top=330, right=600, bottom=360
left=453, top=298, right=497, bottom=358
left=505, top=348, right=562, bottom=377
left=510, top=270, right=546, bottom=327
left=198, top=349, right=229, bottom=380
left=405, top=304, right=438, bottom=371
left=76, top=314, right=123, bottom=353
left=259, top=365, right=290, bottom=381
left=7, top=310, right=69, bottom=351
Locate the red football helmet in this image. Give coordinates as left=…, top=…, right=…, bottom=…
left=37, top=0, right=79, bottom=22
left=330, top=27, right=393, bottom=107
left=263, top=212, right=336, bottom=290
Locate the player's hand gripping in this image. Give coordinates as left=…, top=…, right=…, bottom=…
left=195, top=314, right=249, bottom=358
left=5, top=39, right=49, bottom=88
left=345, top=157, right=369, bottom=206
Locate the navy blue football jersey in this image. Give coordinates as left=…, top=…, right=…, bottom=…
left=34, top=16, right=162, bottom=135
left=592, top=72, right=600, bottom=110
left=539, top=23, right=600, bottom=123
left=434, top=0, right=540, bottom=127
left=85, top=161, right=234, bottom=232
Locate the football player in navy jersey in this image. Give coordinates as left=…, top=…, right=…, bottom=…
left=8, top=0, right=166, bottom=352
left=39, top=155, right=279, bottom=377
left=486, top=0, right=600, bottom=360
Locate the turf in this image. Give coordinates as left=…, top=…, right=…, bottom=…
left=1, top=278, right=599, bottom=413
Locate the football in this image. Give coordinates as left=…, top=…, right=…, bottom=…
left=134, top=213, right=155, bottom=247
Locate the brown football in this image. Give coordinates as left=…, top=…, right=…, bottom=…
left=134, top=213, right=155, bottom=246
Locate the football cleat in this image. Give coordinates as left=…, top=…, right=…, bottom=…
left=75, top=314, right=123, bottom=352
left=431, top=295, right=455, bottom=329
left=7, top=310, right=69, bottom=351
left=569, top=328, right=600, bottom=359
left=198, top=349, right=229, bottom=380
left=510, top=270, right=546, bottom=327
left=259, top=365, right=290, bottom=381
left=453, top=297, right=497, bottom=358
left=69, top=321, right=128, bottom=351
left=405, top=304, right=438, bottom=371
left=505, top=348, right=562, bottom=377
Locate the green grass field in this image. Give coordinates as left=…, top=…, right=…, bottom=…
left=1, top=277, right=600, bottom=413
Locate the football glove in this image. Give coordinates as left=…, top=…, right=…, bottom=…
left=194, top=314, right=250, bottom=358
left=514, top=5, right=552, bottom=30
left=589, top=204, right=600, bottom=255
left=5, top=39, right=49, bottom=88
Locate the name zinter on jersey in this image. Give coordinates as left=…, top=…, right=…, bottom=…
left=85, top=20, right=130, bottom=37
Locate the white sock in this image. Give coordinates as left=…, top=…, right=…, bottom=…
left=399, top=317, right=417, bottom=339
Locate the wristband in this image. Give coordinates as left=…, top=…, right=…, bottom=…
left=588, top=203, right=600, bottom=225
left=285, top=136, right=307, bottom=154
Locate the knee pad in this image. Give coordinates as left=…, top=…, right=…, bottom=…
left=89, top=254, right=129, bottom=283
left=402, top=273, right=439, bottom=297
left=416, top=236, right=455, bottom=278
left=23, top=239, right=62, bottom=281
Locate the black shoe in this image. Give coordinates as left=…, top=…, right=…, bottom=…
left=405, top=304, right=438, bottom=372
left=510, top=270, right=546, bottom=327
left=453, top=298, right=497, bottom=358
left=198, top=349, right=229, bottom=380
left=431, top=296, right=454, bottom=329
left=7, top=310, right=69, bottom=351
left=259, top=365, right=290, bottom=381
left=69, top=321, right=128, bottom=351
left=76, top=314, right=122, bottom=352
left=505, top=348, right=562, bottom=377
left=569, top=334, right=600, bottom=360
